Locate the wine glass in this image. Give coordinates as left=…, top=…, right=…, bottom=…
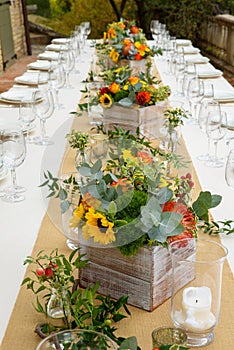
left=197, top=100, right=220, bottom=161
left=32, top=88, right=55, bottom=146
left=48, top=66, right=65, bottom=109
left=19, top=101, right=36, bottom=143
left=206, top=110, right=227, bottom=168
left=187, top=76, right=204, bottom=123
left=225, top=148, right=234, bottom=189
left=58, top=49, right=75, bottom=89
left=1, top=129, right=26, bottom=202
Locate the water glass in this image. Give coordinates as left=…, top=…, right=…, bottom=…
left=225, top=148, right=234, bottom=189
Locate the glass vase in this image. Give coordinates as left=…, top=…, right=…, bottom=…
left=47, top=286, right=71, bottom=329
left=169, top=238, right=228, bottom=347
left=75, top=148, right=89, bottom=167
left=165, top=126, right=180, bottom=154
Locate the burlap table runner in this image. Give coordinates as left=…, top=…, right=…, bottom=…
left=1, top=67, right=233, bottom=350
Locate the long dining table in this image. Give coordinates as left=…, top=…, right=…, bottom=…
left=0, top=40, right=233, bottom=349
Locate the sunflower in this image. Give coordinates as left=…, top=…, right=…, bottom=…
left=99, top=93, right=113, bottom=108
left=70, top=203, right=85, bottom=228
left=82, top=207, right=115, bottom=245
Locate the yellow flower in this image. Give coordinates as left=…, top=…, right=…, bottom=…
left=70, top=203, right=85, bottom=228
left=110, top=49, right=119, bottom=63
left=99, top=93, right=113, bottom=108
left=82, top=208, right=115, bottom=245
left=134, top=41, right=141, bottom=49
left=122, top=150, right=138, bottom=164
left=128, top=76, right=140, bottom=85
left=158, top=177, right=169, bottom=188
left=123, top=84, right=129, bottom=90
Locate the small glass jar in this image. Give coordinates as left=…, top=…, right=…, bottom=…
left=152, top=327, right=187, bottom=348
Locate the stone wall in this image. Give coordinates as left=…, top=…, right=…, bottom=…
left=199, top=14, right=234, bottom=75
left=0, top=0, right=26, bottom=72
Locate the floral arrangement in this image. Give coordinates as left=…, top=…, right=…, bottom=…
left=44, top=130, right=222, bottom=257
left=103, top=18, right=161, bottom=63
left=91, top=65, right=170, bottom=109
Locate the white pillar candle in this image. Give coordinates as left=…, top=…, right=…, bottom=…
left=180, top=286, right=216, bottom=330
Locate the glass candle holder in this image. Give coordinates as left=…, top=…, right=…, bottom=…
left=90, top=133, right=109, bottom=160
left=152, top=327, right=187, bottom=347
left=36, top=329, right=118, bottom=350
left=169, top=238, right=228, bottom=347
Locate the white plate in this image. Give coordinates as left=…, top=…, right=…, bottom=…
left=176, top=39, right=192, bottom=46
left=51, top=38, right=70, bottom=45
left=197, top=69, right=223, bottom=79
left=0, top=166, right=8, bottom=181
left=214, top=91, right=234, bottom=103
left=14, top=72, right=48, bottom=85
left=27, top=60, right=51, bottom=71
left=185, top=56, right=210, bottom=64
left=0, top=88, right=38, bottom=103
left=182, top=47, right=200, bottom=54
left=46, top=44, right=68, bottom=52
left=38, top=51, right=60, bottom=61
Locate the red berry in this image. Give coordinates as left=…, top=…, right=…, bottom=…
left=36, top=268, right=45, bottom=277
left=45, top=267, right=54, bottom=277
left=186, top=173, right=192, bottom=179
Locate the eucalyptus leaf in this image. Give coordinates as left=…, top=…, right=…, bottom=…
left=119, top=336, right=138, bottom=350
left=108, top=201, right=117, bottom=214
left=91, top=159, right=102, bottom=174
left=159, top=211, right=184, bottom=236
left=60, top=200, right=70, bottom=214
left=118, top=98, right=133, bottom=107
left=78, top=165, right=92, bottom=177
left=157, top=186, right=173, bottom=204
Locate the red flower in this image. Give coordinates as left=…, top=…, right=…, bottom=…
left=136, top=91, right=151, bottom=105
left=99, top=87, right=110, bottom=95
left=162, top=201, right=196, bottom=245
left=45, top=267, right=54, bottom=277
left=135, top=53, right=142, bottom=61
left=49, top=261, right=58, bottom=269
left=130, top=25, right=139, bottom=34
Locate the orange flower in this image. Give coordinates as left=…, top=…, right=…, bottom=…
left=111, top=178, right=132, bottom=193
left=136, top=91, right=151, bottom=105
left=137, top=151, right=153, bottom=164
left=108, top=27, right=116, bottom=39
left=128, top=76, right=140, bottom=85
left=135, top=53, right=142, bottom=61
left=162, top=201, right=196, bottom=245
left=109, top=82, right=121, bottom=94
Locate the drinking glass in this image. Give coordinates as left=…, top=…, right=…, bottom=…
left=206, top=110, right=227, bottom=167
left=225, top=148, right=234, bottom=189
left=173, top=56, right=186, bottom=96
left=187, top=76, right=204, bottom=123
left=48, top=66, right=65, bottom=109
left=1, top=129, right=26, bottom=202
left=87, top=82, right=104, bottom=125
left=58, top=49, right=75, bottom=88
left=19, top=101, right=36, bottom=143
left=169, top=238, right=228, bottom=347
left=197, top=100, right=220, bottom=161
left=32, top=88, right=55, bottom=146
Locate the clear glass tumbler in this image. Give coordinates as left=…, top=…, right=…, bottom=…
left=169, top=238, right=228, bottom=347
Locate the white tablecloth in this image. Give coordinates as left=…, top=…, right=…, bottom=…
left=0, top=42, right=233, bottom=344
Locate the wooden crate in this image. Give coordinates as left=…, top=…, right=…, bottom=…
left=107, top=58, right=150, bottom=75
left=79, top=245, right=194, bottom=311
left=103, top=103, right=168, bottom=139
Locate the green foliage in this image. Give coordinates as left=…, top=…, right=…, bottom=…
left=26, top=0, right=51, bottom=17
left=22, top=249, right=132, bottom=346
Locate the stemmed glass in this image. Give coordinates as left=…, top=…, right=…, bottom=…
left=48, top=66, right=65, bottom=109
left=197, top=100, right=220, bottom=161
left=206, top=110, right=227, bottom=167
left=173, top=56, right=186, bottom=96
left=19, top=101, right=36, bottom=143
left=32, top=88, right=55, bottom=146
left=187, top=76, right=204, bottom=123
left=58, top=49, right=75, bottom=89
left=1, top=129, right=26, bottom=202
left=225, top=149, right=234, bottom=189
left=151, top=21, right=161, bottom=45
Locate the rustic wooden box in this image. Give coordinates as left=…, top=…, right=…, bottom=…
left=79, top=245, right=194, bottom=311
left=103, top=103, right=168, bottom=138
left=107, top=58, right=150, bottom=75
